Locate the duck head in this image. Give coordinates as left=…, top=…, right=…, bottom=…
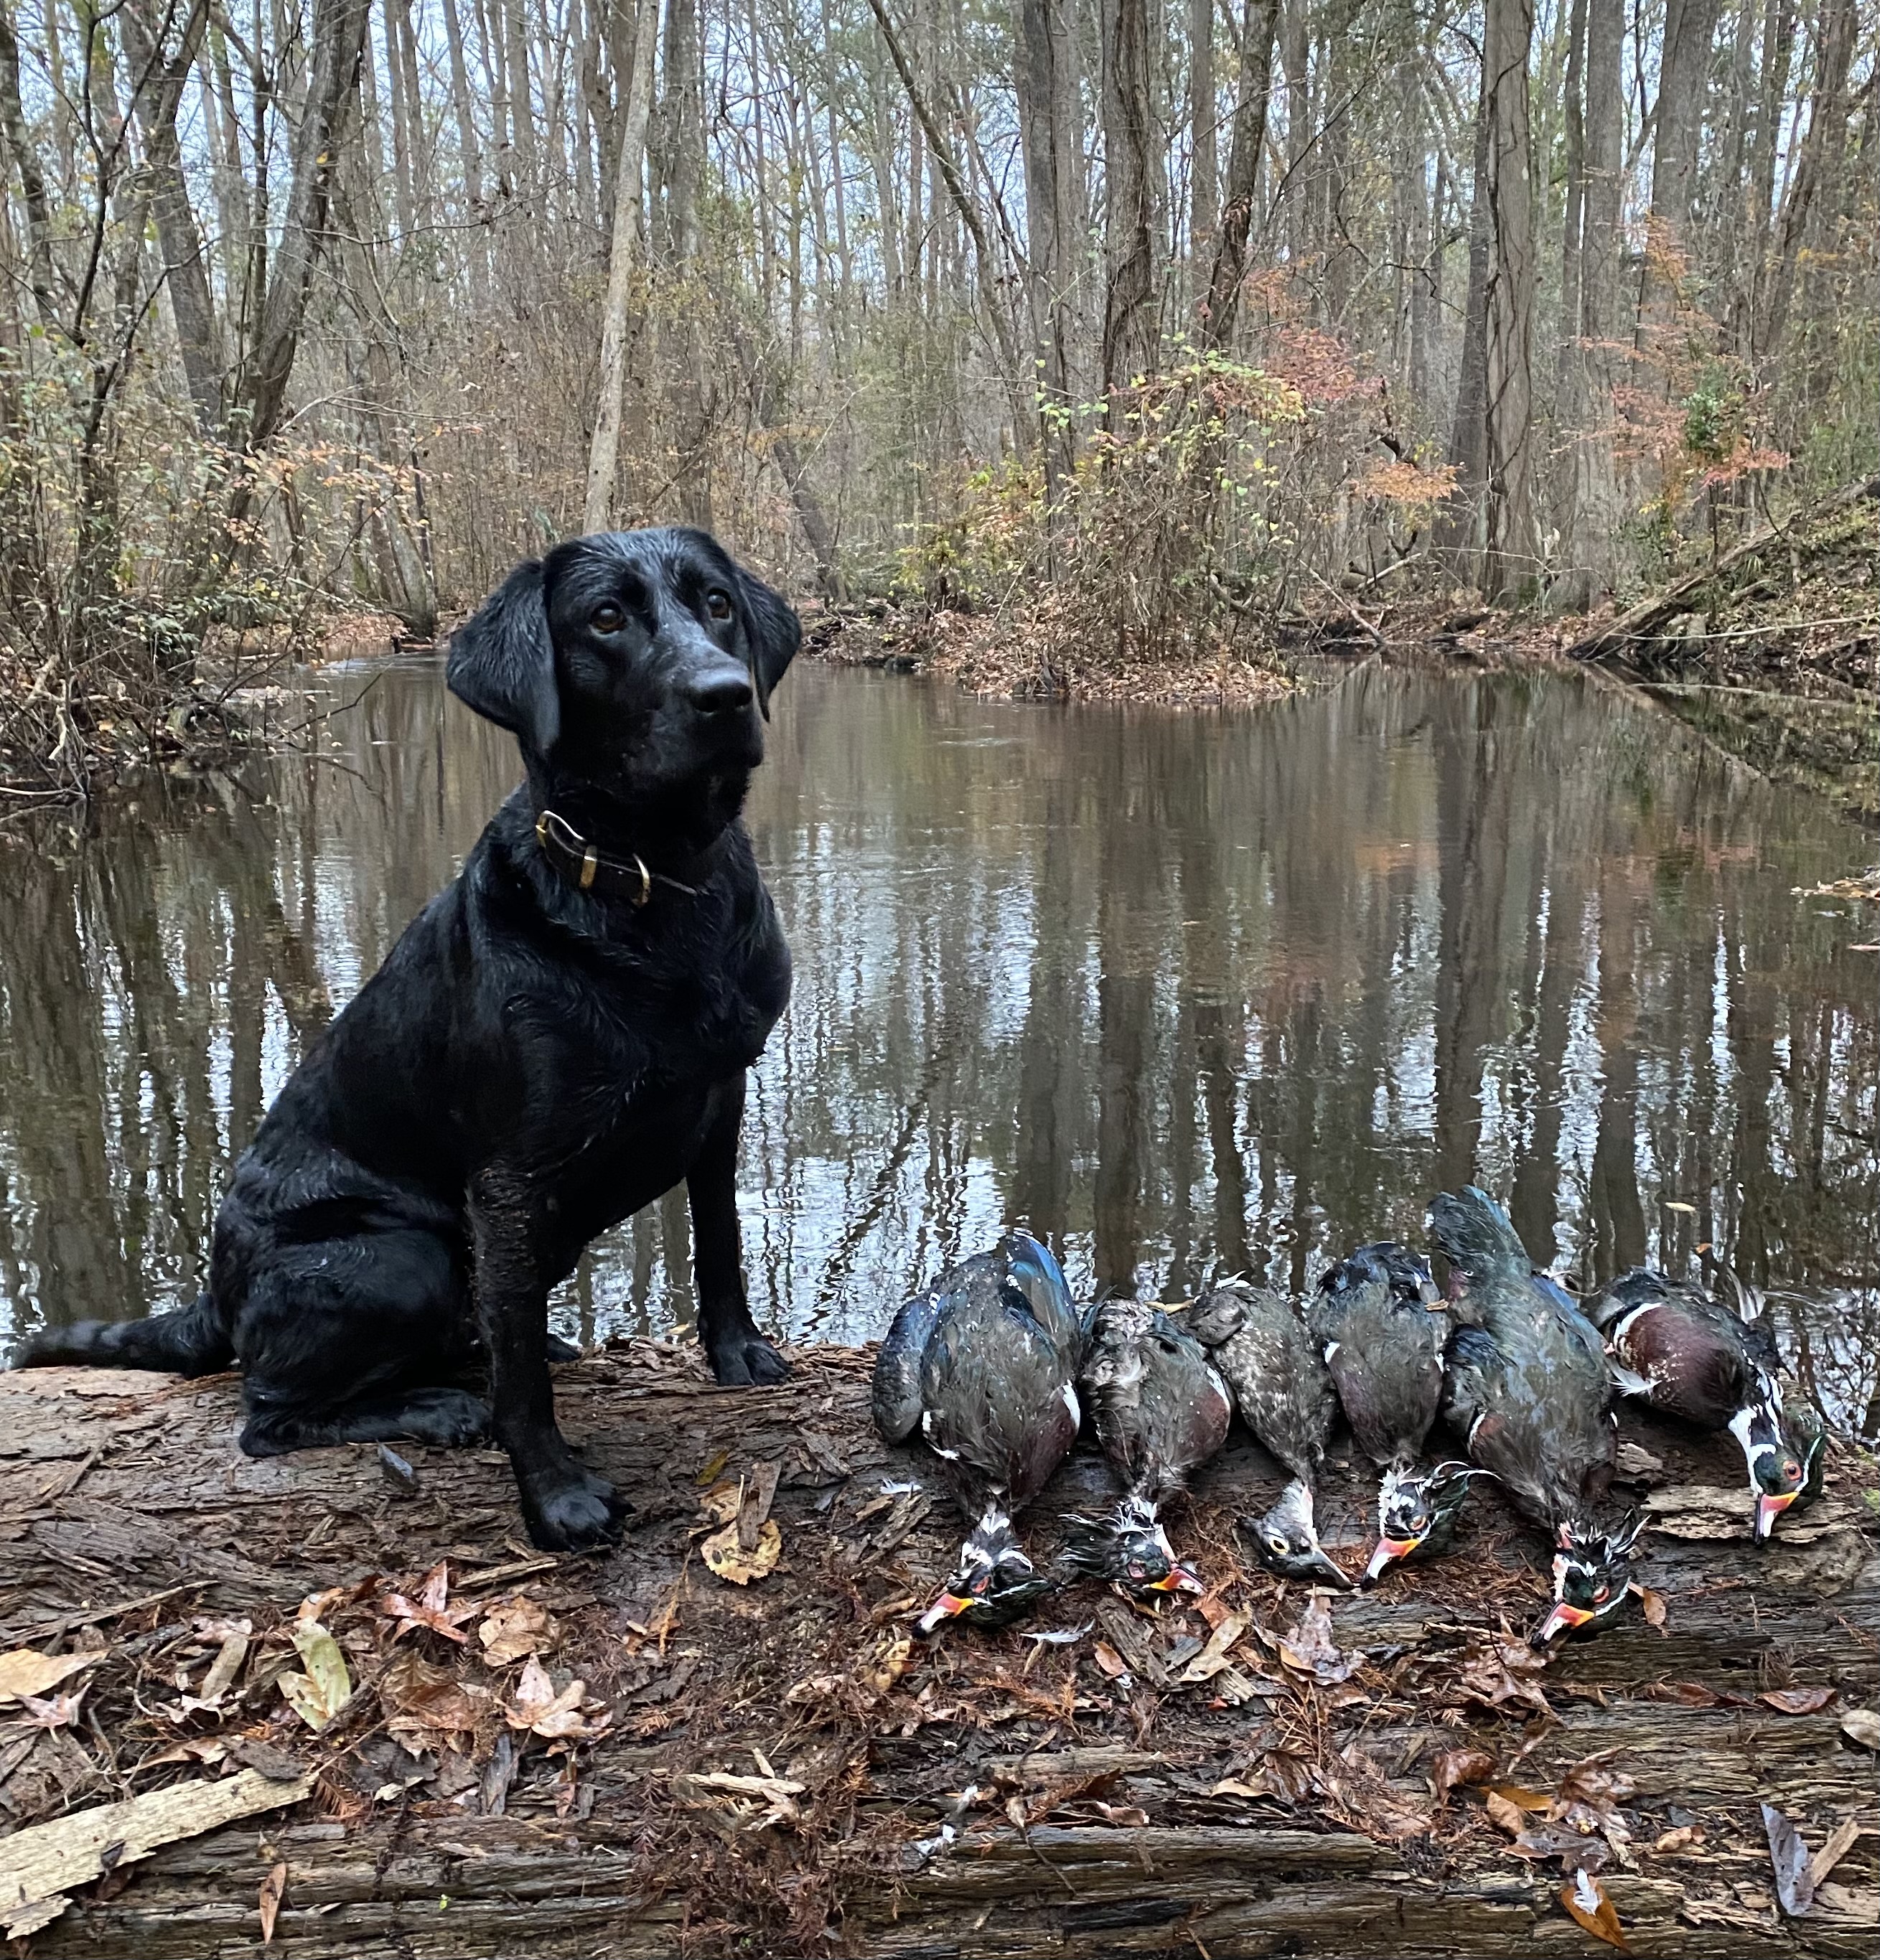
left=1731, top=1399, right=1826, bottom=1542
left=1533, top=1516, right=1646, bottom=1645
left=1240, top=1480, right=1352, bottom=1589
left=1060, top=1496, right=1203, bottom=1604
left=1361, top=1460, right=1479, bottom=1585
left=917, top=1505, right=1053, bottom=1635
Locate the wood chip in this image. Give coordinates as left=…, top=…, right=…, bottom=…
left=0, top=1767, right=312, bottom=1939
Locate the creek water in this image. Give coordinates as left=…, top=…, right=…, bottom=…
left=1, top=659, right=1874, bottom=1433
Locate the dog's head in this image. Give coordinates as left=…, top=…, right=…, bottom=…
left=447, top=527, right=799, bottom=822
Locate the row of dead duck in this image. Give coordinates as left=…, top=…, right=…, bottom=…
left=872, top=1186, right=1828, bottom=1647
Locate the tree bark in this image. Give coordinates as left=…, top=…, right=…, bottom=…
left=118, top=0, right=224, bottom=433
left=1480, top=0, right=1538, bottom=601
left=1015, top=0, right=1079, bottom=497
left=235, top=0, right=371, bottom=452
left=1187, top=0, right=1216, bottom=285
left=1199, top=0, right=1281, bottom=350
left=583, top=0, right=659, bottom=534
left=1099, top=0, right=1160, bottom=418
left=0, top=2, right=59, bottom=329
left=1436, top=100, right=1491, bottom=573
left=1559, top=0, right=1624, bottom=606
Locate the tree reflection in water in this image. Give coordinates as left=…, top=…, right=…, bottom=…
left=1, top=661, right=1874, bottom=1435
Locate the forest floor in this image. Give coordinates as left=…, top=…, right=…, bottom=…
left=811, top=478, right=1879, bottom=821
left=1, top=1343, right=1875, bottom=1958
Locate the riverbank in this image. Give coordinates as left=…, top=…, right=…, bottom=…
left=805, top=480, right=1879, bottom=817
left=1, top=1344, right=1874, bottom=1956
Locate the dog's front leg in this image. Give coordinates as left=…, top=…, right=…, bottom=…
left=688, top=1075, right=789, bottom=1386
left=469, top=1166, right=625, bottom=1550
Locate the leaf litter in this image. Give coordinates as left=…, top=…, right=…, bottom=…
left=0, top=1336, right=1869, bottom=1953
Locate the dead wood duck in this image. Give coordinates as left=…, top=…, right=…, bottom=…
left=1307, top=1242, right=1477, bottom=1585
left=1429, top=1187, right=1635, bottom=1645
left=1062, top=1299, right=1233, bottom=1601
left=1586, top=1268, right=1826, bottom=1541
left=872, top=1231, right=1083, bottom=1634
left=1187, top=1278, right=1351, bottom=1588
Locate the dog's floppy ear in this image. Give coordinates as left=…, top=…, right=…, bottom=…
left=447, top=558, right=559, bottom=753
left=733, top=565, right=800, bottom=721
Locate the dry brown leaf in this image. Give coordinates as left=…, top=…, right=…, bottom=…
left=380, top=1649, right=489, bottom=1737
left=0, top=1650, right=99, bottom=1702
left=505, top=1656, right=607, bottom=1741
left=258, top=1861, right=286, bottom=1945
left=1761, top=1684, right=1834, bottom=1715
left=702, top=1516, right=782, bottom=1584
left=865, top=1632, right=912, bottom=1694
left=1091, top=1641, right=1130, bottom=1680
left=1093, top=1801, right=1151, bottom=1827
left=1177, top=1612, right=1248, bottom=1685
left=1486, top=1791, right=1530, bottom=1835
left=1561, top=1867, right=1630, bottom=1950
left=1653, top=1825, right=1698, bottom=1853
left=1194, top=1593, right=1235, bottom=1631
left=1488, top=1783, right=1551, bottom=1812
left=478, top=1598, right=558, bottom=1665
left=1840, top=1709, right=1880, bottom=1750
left=1431, top=1748, right=1496, bottom=1798
left=1650, top=1679, right=1719, bottom=1707
left=380, top=1562, right=477, bottom=1646
left=1633, top=1584, right=1668, bottom=1628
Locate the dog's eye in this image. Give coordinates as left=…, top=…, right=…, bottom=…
left=591, top=603, right=625, bottom=634
left=704, top=588, right=733, bottom=622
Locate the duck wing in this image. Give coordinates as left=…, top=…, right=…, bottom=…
left=1081, top=1300, right=1233, bottom=1501
left=1199, top=1280, right=1335, bottom=1485
left=873, top=1279, right=950, bottom=1444
left=1443, top=1303, right=1614, bottom=1530
left=1309, top=1249, right=1445, bottom=1468
left=919, top=1266, right=1080, bottom=1512
left=1589, top=1269, right=1767, bottom=1425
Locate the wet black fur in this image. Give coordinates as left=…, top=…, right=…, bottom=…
left=14, top=528, right=800, bottom=1552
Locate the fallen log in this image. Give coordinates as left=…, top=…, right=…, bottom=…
left=1, top=1344, right=1874, bottom=1956
left=1566, top=475, right=1879, bottom=669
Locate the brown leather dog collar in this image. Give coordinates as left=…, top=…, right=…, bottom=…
left=533, top=807, right=702, bottom=905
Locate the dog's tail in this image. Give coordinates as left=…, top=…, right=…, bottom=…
left=11, top=1292, right=234, bottom=1376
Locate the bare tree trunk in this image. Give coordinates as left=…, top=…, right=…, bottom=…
left=1760, top=0, right=1856, bottom=357
left=1561, top=0, right=1624, bottom=606
left=118, top=0, right=223, bottom=432
left=1099, top=0, right=1160, bottom=418
left=1436, top=101, right=1490, bottom=574
left=237, top=0, right=371, bottom=453
left=1016, top=0, right=1078, bottom=497
left=0, top=3, right=59, bottom=329
left=1480, top=0, right=1537, bottom=601
left=1199, top=0, right=1280, bottom=350
left=864, top=0, right=1029, bottom=439
left=584, top=0, right=659, bottom=533
left=1187, top=0, right=1216, bottom=289
left=439, top=0, right=487, bottom=296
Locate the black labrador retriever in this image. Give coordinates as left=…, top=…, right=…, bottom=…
left=14, top=527, right=799, bottom=1551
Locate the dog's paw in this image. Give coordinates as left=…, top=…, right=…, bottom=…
left=398, top=1387, right=492, bottom=1448
left=520, top=1471, right=628, bottom=1552
left=705, top=1330, right=790, bottom=1387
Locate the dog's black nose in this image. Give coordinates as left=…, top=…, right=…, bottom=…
left=684, top=668, right=755, bottom=715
